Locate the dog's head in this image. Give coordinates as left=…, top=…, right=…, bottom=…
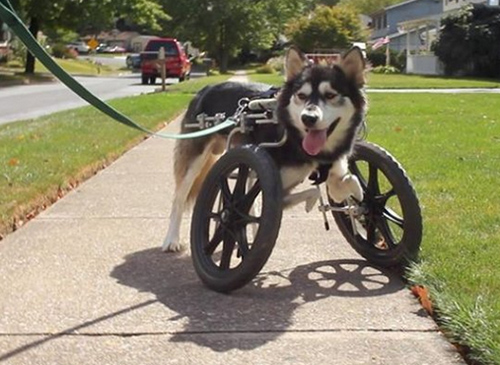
left=279, top=46, right=366, bottom=157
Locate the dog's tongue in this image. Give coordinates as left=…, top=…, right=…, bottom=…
left=302, top=129, right=327, bottom=156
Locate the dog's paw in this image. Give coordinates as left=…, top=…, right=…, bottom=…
left=327, top=174, right=364, bottom=203
left=161, top=240, right=185, bottom=253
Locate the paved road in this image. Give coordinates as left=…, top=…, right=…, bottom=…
left=0, top=73, right=180, bottom=126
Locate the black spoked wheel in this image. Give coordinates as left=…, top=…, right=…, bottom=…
left=191, top=146, right=283, bottom=293
left=331, top=141, right=422, bottom=268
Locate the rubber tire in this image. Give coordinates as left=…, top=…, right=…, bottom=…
left=331, top=141, right=422, bottom=268
left=149, top=77, right=156, bottom=85
left=191, top=146, right=283, bottom=293
left=141, top=75, right=148, bottom=85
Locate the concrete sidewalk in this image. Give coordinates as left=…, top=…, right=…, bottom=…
left=0, top=84, right=465, bottom=364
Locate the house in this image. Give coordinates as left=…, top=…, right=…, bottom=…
left=370, top=0, right=442, bottom=53
left=369, top=0, right=492, bottom=74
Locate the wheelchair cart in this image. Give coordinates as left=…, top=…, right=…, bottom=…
left=189, top=96, right=422, bottom=293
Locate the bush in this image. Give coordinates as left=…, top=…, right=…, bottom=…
left=51, top=43, right=77, bottom=59
left=371, top=65, right=400, bottom=74
left=255, top=64, right=275, bottom=74
left=266, top=55, right=284, bottom=73
left=435, top=4, right=500, bottom=77
left=366, top=48, right=406, bottom=71
left=285, top=5, right=367, bottom=52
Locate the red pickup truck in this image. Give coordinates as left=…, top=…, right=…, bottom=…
left=140, top=38, right=191, bottom=84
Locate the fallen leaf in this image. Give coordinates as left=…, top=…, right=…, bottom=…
left=8, top=158, right=19, bottom=167
left=411, top=285, right=433, bottom=315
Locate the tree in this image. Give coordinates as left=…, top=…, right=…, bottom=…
left=338, top=0, right=401, bottom=15
left=160, top=0, right=315, bottom=72
left=435, top=4, right=500, bottom=78
left=285, top=5, right=367, bottom=52
left=10, top=0, right=169, bottom=73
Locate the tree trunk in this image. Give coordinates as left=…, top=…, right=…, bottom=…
left=218, top=23, right=228, bottom=73
left=24, top=16, right=39, bottom=74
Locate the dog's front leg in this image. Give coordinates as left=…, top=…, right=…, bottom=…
left=163, top=194, right=186, bottom=252
left=326, top=156, right=363, bottom=203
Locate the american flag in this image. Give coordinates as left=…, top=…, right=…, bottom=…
left=371, top=36, right=390, bottom=50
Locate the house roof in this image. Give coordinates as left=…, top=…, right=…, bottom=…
left=397, top=12, right=443, bottom=30
left=385, top=0, right=420, bottom=11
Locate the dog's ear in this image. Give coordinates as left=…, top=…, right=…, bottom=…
left=284, top=46, right=308, bottom=81
left=339, top=47, right=366, bottom=87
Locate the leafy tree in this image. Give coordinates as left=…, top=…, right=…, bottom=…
left=338, top=0, right=401, bottom=15
left=9, top=0, right=169, bottom=73
left=435, top=4, right=500, bottom=78
left=160, top=0, right=314, bottom=72
left=285, top=5, right=367, bottom=52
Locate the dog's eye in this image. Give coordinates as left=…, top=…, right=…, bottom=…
left=324, top=92, right=338, bottom=100
left=296, top=93, right=308, bottom=101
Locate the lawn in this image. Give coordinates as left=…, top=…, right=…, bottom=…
left=249, top=72, right=500, bottom=364
left=0, top=57, right=116, bottom=84
left=0, top=74, right=231, bottom=238
left=366, top=93, right=500, bottom=364
left=249, top=71, right=500, bottom=89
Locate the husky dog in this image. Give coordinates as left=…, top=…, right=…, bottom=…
left=162, top=46, right=366, bottom=252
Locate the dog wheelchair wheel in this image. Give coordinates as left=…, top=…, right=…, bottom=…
left=191, top=146, right=283, bottom=293
left=331, top=141, right=422, bottom=268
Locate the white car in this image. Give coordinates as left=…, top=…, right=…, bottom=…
left=66, top=42, right=90, bottom=54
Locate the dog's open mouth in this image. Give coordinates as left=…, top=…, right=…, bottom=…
left=303, top=129, right=327, bottom=156
left=302, top=118, right=341, bottom=156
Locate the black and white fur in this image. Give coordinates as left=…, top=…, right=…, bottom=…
left=162, top=46, right=366, bottom=252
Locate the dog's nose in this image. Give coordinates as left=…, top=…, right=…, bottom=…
left=302, top=114, right=318, bottom=127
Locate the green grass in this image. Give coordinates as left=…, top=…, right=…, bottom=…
left=35, top=58, right=115, bottom=75
left=0, top=74, right=231, bottom=236
left=168, top=74, right=235, bottom=94
left=249, top=72, right=500, bottom=89
left=0, top=57, right=116, bottom=83
left=366, top=73, right=500, bottom=89
left=365, top=93, right=500, bottom=364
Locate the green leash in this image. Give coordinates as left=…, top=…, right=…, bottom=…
left=0, top=0, right=236, bottom=139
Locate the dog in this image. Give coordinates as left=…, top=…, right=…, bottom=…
left=162, top=46, right=366, bottom=252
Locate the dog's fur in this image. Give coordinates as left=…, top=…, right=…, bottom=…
left=162, top=46, right=367, bottom=252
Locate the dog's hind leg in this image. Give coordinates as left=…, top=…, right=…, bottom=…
left=162, top=138, right=222, bottom=252
left=326, top=156, right=363, bottom=203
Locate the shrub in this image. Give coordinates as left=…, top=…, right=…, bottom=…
left=266, top=55, right=284, bottom=73
left=255, top=64, right=275, bottom=74
left=285, top=5, right=367, bottom=52
left=435, top=4, right=500, bottom=77
left=51, top=43, right=77, bottom=59
left=371, top=65, right=400, bottom=74
left=366, top=48, right=406, bottom=71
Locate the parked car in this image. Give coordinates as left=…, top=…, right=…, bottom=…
left=66, top=42, right=90, bottom=54
left=96, top=43, right=111, bottom=53
left=126, top=53, right=141, bottom=70
left=96, top=44, right=126, bottom=54
left=140, top=38, right=191, bottom=84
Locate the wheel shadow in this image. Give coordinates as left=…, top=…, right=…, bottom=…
left=110, top=248, right=404, bottom=352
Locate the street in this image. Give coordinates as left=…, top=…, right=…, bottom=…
left=0, top=73, right=172, bottom=126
